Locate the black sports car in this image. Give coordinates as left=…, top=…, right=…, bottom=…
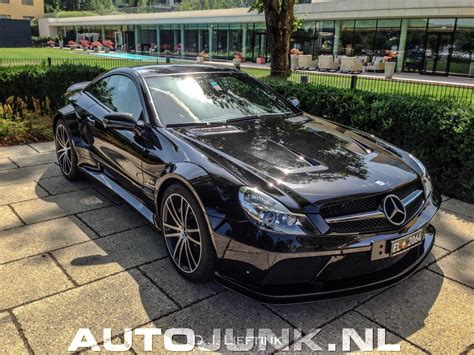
left=55, top=65, right=440, bottom=303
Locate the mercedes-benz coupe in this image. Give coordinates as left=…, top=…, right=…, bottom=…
left=54, top=65, right=440, bottom=303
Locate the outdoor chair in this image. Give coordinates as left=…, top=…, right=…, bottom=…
left=340, top=56, right=364, bottom=73
left=318, top=55, right=339, bottom=71
left=366, top=56, right=385, bottom=72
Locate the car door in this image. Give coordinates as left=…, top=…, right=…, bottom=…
left=83, top=74, right=147, bottom=196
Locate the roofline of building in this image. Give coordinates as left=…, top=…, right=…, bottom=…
left=38, top=0, right=474, bottom=27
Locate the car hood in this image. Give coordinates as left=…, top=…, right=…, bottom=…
left=171, top=115, right=419, bottom=208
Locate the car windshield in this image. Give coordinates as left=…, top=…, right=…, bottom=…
left=145, top=73, right=296, bottom=126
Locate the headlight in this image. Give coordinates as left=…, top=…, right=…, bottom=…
left=238, top=186, right=316, bottom=235
left=409, top=154, right=432, bottom=197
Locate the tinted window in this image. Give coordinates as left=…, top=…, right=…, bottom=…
left=87, top=75, right=143, bottom=121
left=146, top=73, right=295, bottom=125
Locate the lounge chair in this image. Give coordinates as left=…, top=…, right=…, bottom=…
left=366, top=56, right=385, bottom=72
left=318, top=55, right=339, bottom=71
left=340, top=56, right=364, bottom=73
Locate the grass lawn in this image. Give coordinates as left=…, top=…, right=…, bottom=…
left=0, top=47, right=88, bottom=59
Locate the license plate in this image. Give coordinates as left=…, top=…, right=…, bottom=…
left=390, top=229, right=425, bottom=256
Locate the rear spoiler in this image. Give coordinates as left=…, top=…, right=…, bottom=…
left=65, top=81, right=90, bottom=97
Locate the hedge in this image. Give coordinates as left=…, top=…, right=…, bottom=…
left=0, top=65, right=104, bottom=110
left=0, top=65, right=472, bottom=202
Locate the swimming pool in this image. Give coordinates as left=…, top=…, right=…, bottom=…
left=93, top=52, right=187, bottom=62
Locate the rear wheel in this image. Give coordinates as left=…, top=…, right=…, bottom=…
left=160, top=184, right=216, bottom=282
left=55, top=119, right=81, bottom=180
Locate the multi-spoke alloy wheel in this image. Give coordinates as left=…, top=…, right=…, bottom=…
left=55, top=119, right=81, bottom=180
left=160, top=184, right=216, bottom=281
left=56, top=124, right=72, bottom=175
left=163, top=193, right=202, bottom=273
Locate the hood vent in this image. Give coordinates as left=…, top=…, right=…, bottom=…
left=186, top=125, right=243, bottom=136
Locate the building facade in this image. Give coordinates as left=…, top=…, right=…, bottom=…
left=0, top=0, right=44, bottom=20
left=39, top=0, right=474, bottom=76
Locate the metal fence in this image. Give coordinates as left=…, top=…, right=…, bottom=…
left=1, top=57, right=473, bottom=103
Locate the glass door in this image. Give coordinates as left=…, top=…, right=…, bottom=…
left=252, top=32, right=268, bottom=62
left=424, top=33, right=453, bottom=75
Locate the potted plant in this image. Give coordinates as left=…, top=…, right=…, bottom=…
left=47, top=39, right=55, bottom=48
left=196, top=51, right=207, bottom=63
left=383, top=50, right=398, bottom=79
left=80, top=40, right=90, bottom=51
left=68, top=40, right=77, bottom=50
left=290, top=48, right=302, bottom=70
left=102, top=40, right=114, bottom=53
left=233, top=51, right=244, bottom=67
left=91, top=41, right=102, bottom=52
left=256, top=56, right=265, bottom=64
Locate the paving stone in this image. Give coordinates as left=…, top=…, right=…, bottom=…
left=269, top=291, right=377, bottom=333
left=38, top=175, right=92, bottom=195
left=0, top=181, right=49, bottom=206
left=0, top=163, right=62, bottom=187
left=0, top=145, right=37, bottom=159
left=0, top=158, right=17, bottom=171
left=29, top=141, right=55, bottom=153
left=0, top=205, right=23, bottom=231
left=432, top=210, right=473, bottom=251
left=77, top=204, right=147, bottom=237
left=419, top=244, right=450, bottom=268
left=11, top=189, right=113, bottom=225
left=299, top=311, right=423, bottom=354
left=356, top=270, right=474, bottom=354
left=140, top=291, right=293, bottom=352
left=441, top=195, right=451, bottom=202
left=0, top=312, right=28, bottom=354
left=430, top=242, right=474, bottom=287
left=53, top=226, right=167, bottom=285
left=139, top=258, right=223, bottom=307
left=0, top=254, right=73, bottom=310
left=14, top=270, right=178, bottom=353
left=441, top=198, right=474, bottom=219
left=10, top=151, right=57, bottom=168
left=93, top=184, right=123, bottom=204
left=0, top=216, right=96, bottom=264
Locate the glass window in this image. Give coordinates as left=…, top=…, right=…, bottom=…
left=451, top=18, right=473, bottom=75
left=353, top=19, right=377, bottom=56
left=315, top=20, right=335, bottom=55
left=146, top=73, right=295, bottom=125
left=340, top=20, right=355, bottom=56
left=0, top=14, right=11, bottom=18
left=0, top=0, right=10, bottom=4
left=87, top=75, right=143, bottom=121
left=404, top=18, right=428, bottom=72
left=375, top=19, right=401, bottom=56
left=21, top=0, right=33, bottom=5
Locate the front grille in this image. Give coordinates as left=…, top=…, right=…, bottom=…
left=321, top=181, right=425, bottom=234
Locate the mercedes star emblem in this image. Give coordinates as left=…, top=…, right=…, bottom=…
left=383, top=194, right=407, bottom=226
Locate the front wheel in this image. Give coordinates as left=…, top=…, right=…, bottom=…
left=55, top=119, right=82, bottom=180
left=160, top=184, right=216, bottom=282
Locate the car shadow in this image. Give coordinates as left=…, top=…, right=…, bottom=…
left=32, top=167, right=444, bottom=353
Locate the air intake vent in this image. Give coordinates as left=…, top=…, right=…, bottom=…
left=186, top=125, right=243, bottom=136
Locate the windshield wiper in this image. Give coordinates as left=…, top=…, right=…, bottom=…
left=166, top=121, right=224, bottom=128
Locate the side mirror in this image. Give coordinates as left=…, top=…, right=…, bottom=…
left=288, top=97, right=300, bottom=108
left=103, top=112, right=136, bottom=130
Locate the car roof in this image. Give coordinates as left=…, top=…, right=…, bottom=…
left=114, top=64, right=240, bottom=78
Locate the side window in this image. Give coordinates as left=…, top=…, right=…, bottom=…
left=88, top=75, right=143, bottom=121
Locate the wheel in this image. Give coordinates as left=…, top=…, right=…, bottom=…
left=55, top=119, right=82, bottom=180
left=160, top=184, right=216, bottom=282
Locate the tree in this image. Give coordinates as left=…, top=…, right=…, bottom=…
left=250, top=0, right=297, bottom=76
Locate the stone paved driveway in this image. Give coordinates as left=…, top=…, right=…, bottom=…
left=0, top=142, right=473, bottom=354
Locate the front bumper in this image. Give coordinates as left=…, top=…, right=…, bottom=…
left=211, top=192, right=440, bottom=304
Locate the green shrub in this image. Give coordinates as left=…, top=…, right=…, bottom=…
left=0, top=65, right=104, bottom=110
left=265, top=80, right=474, bottom=203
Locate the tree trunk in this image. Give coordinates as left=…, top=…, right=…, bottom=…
left=263, top=0, right=295, bottom=77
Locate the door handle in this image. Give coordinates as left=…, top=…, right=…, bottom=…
left=85, top=115, right=95, bottom=127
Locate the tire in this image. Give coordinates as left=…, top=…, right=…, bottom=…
left=55, top=118, right=82, bottom=180
left=160, top=183, right=216, bottom=282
